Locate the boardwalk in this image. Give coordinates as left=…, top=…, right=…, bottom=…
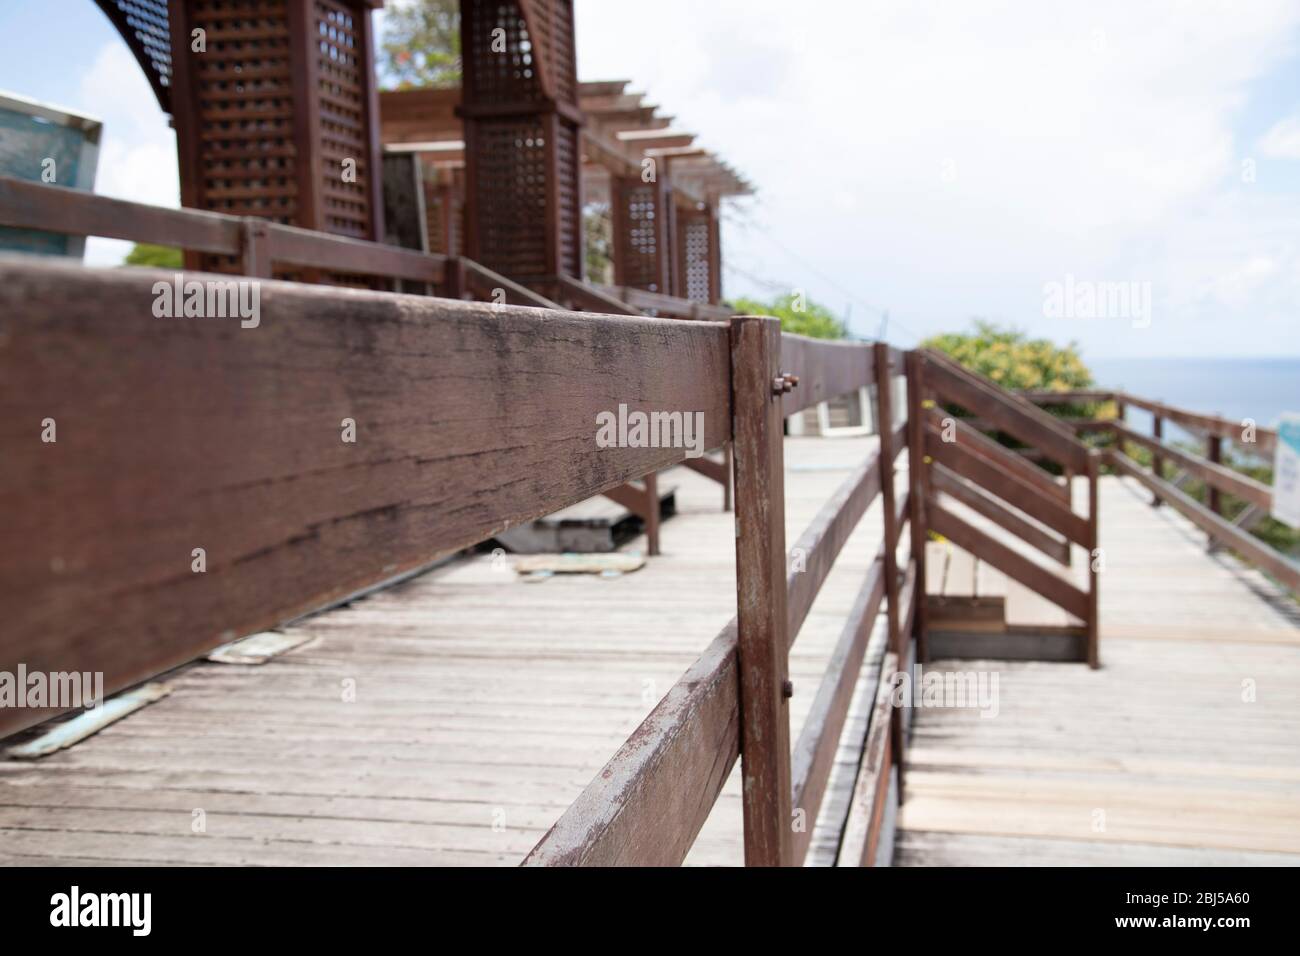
left=3, top=439, right=1297, bottom=866
left=897, top=476, right=1300, bottom=866
left=0, top=437, right=892, bottom=866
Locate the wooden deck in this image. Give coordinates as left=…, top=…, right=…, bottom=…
left=897, top=474, right=1300, bottom=866
left=4, top=441, right=1298, bottom=866
left=0, top=436, right=892, bottom=866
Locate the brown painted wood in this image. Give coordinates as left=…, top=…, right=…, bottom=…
left=925, top=427, right=1091, bottom=546
left=1152, top=413, right=1165, bottom=504
left=790, top=554, right=886, bottom=864
left=1121, top=393, right=1277, bottom=457
left=904, top=351, right=930, bottom=662
left=930, top=461, right=1071, bottom=565
left=786, top=451, right=882, bottom=646
left=1107, top=450, right=1300, bottom=594
left=926, top=406, right=1070, bottom=506
left=875, top=344, right=903, bottom=656
left=927, top=501, right=1091, bottom=622
left=521, top=622, right=740, bottom=866
left=729, top=315, right=794, bottom=866
left=460, top=258, right=563, bottom=308
left=922, top=352, right=1089, bottom=471
left=1207, top=434, right=1224, bottom=517
left=1086, top=451, right=1101, bottom=669
left=1113, top=423, right=1271, bottom=511
left=836, top=650, right=899, bottom=867
left=0, top=176, right=241, bottom=255
left=266, top=223, right=447, bottom=283
left=0, top=259, right=731, bottom=739
left=779, top=334, right=876, bottom=417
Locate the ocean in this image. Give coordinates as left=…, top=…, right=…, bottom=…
left=1086, top=357, right=1300, bottom=440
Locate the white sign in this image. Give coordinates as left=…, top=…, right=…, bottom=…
left=1272, top=414, right=1300, bottom=529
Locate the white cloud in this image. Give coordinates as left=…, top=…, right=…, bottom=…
left=575, top=0, right=1300, bottom=356
left=1258, top=115, right=1300, bottom=159
left=74, top=42, right=178, bottom=266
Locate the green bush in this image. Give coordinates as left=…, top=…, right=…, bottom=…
left=124, top=243, right=183, bottom=269
left=732, top=293, right=848, bottom=340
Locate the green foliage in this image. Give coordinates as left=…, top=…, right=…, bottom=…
left=583, top=203, right=613, bottom=286
left=732, top=293, right=848, bottom=340
left=381, top=0, right=461, bottom=89
left=124, top=243, right=183, bottom=269
left=922, top=320, right=1093, bottom=392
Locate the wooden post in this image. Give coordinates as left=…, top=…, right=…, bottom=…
left=904, top=351, right=930, bottom=662
left=874, top=344, right=905, bottom=789
left=723, top=442, right=734, bottom=513
left=1151, top=413, right=1165, bottom=507
left=1086, top=449, right=1101, bottom=669
left=643, top=472, right=661, bottom=557
left=730, top=315, right=793, bottom=867
left=240, top=219, right=272, bottom=279
left=1207, top=431, right=1223, bottom=552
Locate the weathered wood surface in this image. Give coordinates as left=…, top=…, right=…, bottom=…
left=779, top=334, right=874, bottom=417
left=897, top=474, right=1300, bottom=865
left=0, top=260, right=730, bottom=738
left=730, top=316, right=794, bottom=866
left=0, top=436, right=891, bottom=866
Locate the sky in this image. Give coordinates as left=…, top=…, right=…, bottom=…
left=1, top=0, right=1298, bottom=359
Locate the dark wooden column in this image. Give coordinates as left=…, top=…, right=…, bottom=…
left=167, top=0, right=385, bottom=271
left=459, top=0, right=583, bottom=286
left=675, top=202, right=722, bottom=304
left=611, top=173, right=674, bottom=294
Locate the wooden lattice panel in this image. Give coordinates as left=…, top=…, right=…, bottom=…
left=187, top=0, right=299, bottom=224
left=314, top=0, right=371, bottom=238
left=613, top=178, right=672, bottom=293
left=94, top=0, right=173, bottom=111
left=423, top=168, right=465, bottom=257
left=524, top=0, right=578, bottom=107
left=679, top=211, right=714, bottom=303
left=472, top=120, right=549, bottom=276
left=555, top=118, right=580, bottom=277
left=463, top=0, right=547, bottom=106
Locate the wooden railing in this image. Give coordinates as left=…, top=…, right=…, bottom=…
left=1029, top=390, right=1299, bottom=594
left=522, top=337, right=916, bottom=866
left=915, top=350, right=1101, bottom=667
left=4, top=178, right=1136, bottom=865
left=0, top=174, right=736, bottom=554
left=1, top=253, right=915, bottom=865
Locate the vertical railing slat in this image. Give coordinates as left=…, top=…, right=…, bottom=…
left=904, top=351, right=931, bottom=662
left=730, top=316, right=794, bottom=867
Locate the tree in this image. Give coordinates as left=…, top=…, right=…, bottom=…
left=732, top=293, right=848, bottom=340
left=380, top=0, right=462, bottom=89
left=124, top=243, right=183, bottom=269
left=921, top=320, right=1093, bottom=392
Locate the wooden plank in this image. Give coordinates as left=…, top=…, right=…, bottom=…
left=0, top=259, right=731, bottom=738
left=790, top=555, right=886, bottom=863
left=1107, top=451, right=1300, bottom=593
left=460, top=257, right=564, bottom=309
left=266, top=221, right=448, bottom=283
left=905, top=351, right=931, bottom=662
left=1086, top=451, right=1100, bottom=668
left=921, top=353, right=1088, bottom=471
left=926, top=427, right=1091, bottom=546
left=555, top=275, right=643, bottom=316
left=927, top=502, right=1090, bottom=621
left=521, top=623, right=740, bottom=866
left=836, top=651, right=899, bottom=866
left=930, top=462, right=1071, bottom=565
left=875, top=343, right=903, bottom=656
left=730, top=315, right=794, bottom=866
left=1121, top=393, right=1277, bottom=457
left=779, top=334, right=875, bottom=417
left=0, top=175, right=242, bottom=255
left=1113, top=424, right=1271, bottom=510
left=926, top=406, right=1070, bottom=505
left=786, top=451, right=882, bottom=646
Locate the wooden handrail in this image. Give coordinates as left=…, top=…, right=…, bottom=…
left=0, top=259, right=732, bottom=740
left=1108, top=450, right=1300, bottom=593
left=780, top=334, right=877, bottom=417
